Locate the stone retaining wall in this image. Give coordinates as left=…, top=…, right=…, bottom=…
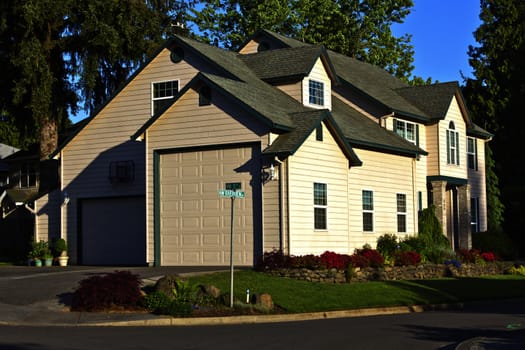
left=265, top=262, right=513, bottom=283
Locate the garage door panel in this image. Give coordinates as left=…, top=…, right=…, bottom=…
left=160, top=145, right=259, bottom=266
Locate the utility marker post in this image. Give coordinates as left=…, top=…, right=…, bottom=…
left=218, top=182, right=245, bottom=308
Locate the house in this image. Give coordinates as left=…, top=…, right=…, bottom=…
left=24, top=30, right=490, bottom=266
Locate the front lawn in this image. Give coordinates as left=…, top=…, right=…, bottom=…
left=187, top=270, right=525, bottom=313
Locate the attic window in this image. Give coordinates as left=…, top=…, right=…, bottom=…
left=199, top=86, right=212, bottom=106
left=170, top=47, right=184, bottom=63
left=109, top=160, right=135, bottom=183
left=152, top=80, right=178, bottom=115
left=309, top=80, right=324, bottom=106
left=257, top=41, right=270, bottom=52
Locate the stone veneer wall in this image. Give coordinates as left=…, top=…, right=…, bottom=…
left=265, top=262, right=513, bottom=283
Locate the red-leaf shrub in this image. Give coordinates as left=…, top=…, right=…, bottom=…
left=457, top=249, right=481, bottom=263
left=480, top=251, right=496, bottom=262
left=255, top=249, right=290, bottom=270
left=393, top=251, right=421, bottom=266
left=351, top=248, right=384, bottom=268
left=319, top=251, right=352, bottom=270
left=290, top=254, right=323, bottom=269
left=71, top=270, right=143, bottom=312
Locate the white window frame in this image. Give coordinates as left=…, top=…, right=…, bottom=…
left=446, top=122, right=460, bottom=165
left=362, top=190, right=374, bottom=232
left=396, top=193, right=407, bottom=233
left=467, top=137, right=478, bottom=170
left=308, top=79, right=324, bottom=106
left=314, top=182, right=328, bottom=230
left=151, top=80, right=179, bottom=116
left=394, top=120, right=416, bottom=144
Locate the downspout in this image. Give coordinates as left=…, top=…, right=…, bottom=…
left=412, top=157, right=417, bottom=234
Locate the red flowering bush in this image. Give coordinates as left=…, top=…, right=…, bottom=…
left=351, top=248, right=384, bottom=268
left=319, top=251, right=352, bottom=270
left=393, top=251, right=421, bottom=266
left=255, top=249, right=290, bottom=270
left=480, top=251, right=496, bottom=262
left=457, top=249, right=481, bottom=263
left=290, top=254, right=323, bottom=269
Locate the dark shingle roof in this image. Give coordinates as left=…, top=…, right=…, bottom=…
left=395, top=82, right=459, bottom=120
left=239, top=45, right=332, bottom=82
left=331, top=97, right=426, bottom=157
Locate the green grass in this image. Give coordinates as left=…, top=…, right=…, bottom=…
left=187, top=270, right=525, bottom=313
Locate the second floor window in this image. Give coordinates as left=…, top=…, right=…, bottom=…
left=446, top=121, right=460, bottom=165
left=309, top=80, right=324, bottom=106
left=467, top=137, right=478, bottom=170
left=394, top=119, right=416, bottom=144
left=17, top=162, right=37, bottom=188
left=152, top=80, right=178, bottom=115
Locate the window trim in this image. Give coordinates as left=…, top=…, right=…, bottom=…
left=308, top=79, right=324, bottom=106
left=314, top=182, right=328, bottom=230
left=151, top=79, right=179, bottom=116
left=396, top=193, right=407, bottom=233
left=362, top=189, right=374, bottom=232
left=470, top=197, right=480, bottom=233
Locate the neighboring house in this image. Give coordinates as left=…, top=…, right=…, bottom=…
left=32, top=30, right=490, bottom=266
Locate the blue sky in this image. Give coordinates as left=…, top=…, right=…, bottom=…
left=392, top=0, right=481, bottom=83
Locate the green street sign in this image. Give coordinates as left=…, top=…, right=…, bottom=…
left=218, top=189, right=245, bottom=198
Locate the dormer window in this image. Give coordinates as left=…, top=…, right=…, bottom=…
left=394, top=119, right=417, bottom=145
left=309, top=80, right=324, bottom=106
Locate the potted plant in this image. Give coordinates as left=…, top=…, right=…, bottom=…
left=43, top=251, right=53, bottom=267
left=53, top=238, right=69, bottom=267
left=28, top=240, right=49, bottom=267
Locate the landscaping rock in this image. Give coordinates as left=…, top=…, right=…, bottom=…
left=154, top=275, right=180, bottom=295
left=255, top=293, right=274, bottom=310
left=200, top=284, right=221, bottom=299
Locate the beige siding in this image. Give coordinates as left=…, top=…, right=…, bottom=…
left=277, top=83, right=302, bottom=102
left=239, top=40, right=258, bottom=54
left=287, top=123, right=349, bottom=256
left=35, top=189, right=61, bottom=241
left=469, top=138, right=488, bottom=232
left=426, top=123, right=440, bottom=175
left=263, top=175, right=281, bottom=252
left=436, top=97, right=468, bottom=179
left=302, top=58, right=332, bottom=110
left=61, top=48, right=200, bottom=263
left=348, top=150, right=424, bottom=251
left=146, top=88, right=269, bottom=263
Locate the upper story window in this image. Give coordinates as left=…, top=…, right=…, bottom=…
left=14, top=162, right=38, bottom=188
left=309, top=80, right=324, bottom=106
left=446, top=121, right=460, bottom=165
left=362, top=190, right=374, bottom=232
left=394, top=119, right=417, bottom=144
left=199, top=86, right=212, bottom=106
left=314, top=182, right=327, bottom=230
left=152, top=80, right=179, bottom=115
left=467, top=137, right=478, bottom=170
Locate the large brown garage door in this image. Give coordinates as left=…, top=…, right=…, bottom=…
left=80, top=196, right=146, bottom=265
left=159, top=144, right=260, bottom=266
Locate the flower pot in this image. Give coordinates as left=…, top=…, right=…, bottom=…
left=34, top=259, right=42, bottom=267
left=44, top=258, right=53, bottom=267
left=58, top=256, right=69, bottom=267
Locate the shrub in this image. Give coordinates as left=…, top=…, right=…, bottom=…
left=376, top=234, right=399, bottom=258
left=351, top=248, right=384, bottom=268
left=393, top=251, right=421, bottom=266
left=399, top=235, right=426, bottom=254
left=255, top=249, right=290, bottom=270
left=472, top=231, right=517, bottom=260
left=418, top=206, right=449, bottom=247
left=319, top=251, right=352, bottom=270
left=444, top=259, right=462, bottom=268
left=290, top=254, right=322, bottom=269
left=480, top=251, right=496, bottom=262
left=143, top=291, right=172, bottom=314
left=166, top=300, right=193, bottom=317
left=71, top=271, right=143, bottom=312
left=508, top=265, right=525, bottom=276
left=457, top=249, right=481, bottom=263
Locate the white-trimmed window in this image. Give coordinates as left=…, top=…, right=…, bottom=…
left=446, top=121, right=460, bottom=165
left=309, top=80, right=324, bottom=106
left=394, top=119, right=416, bottom=144
left=397, top=193, right=407, bottom=233
left=467, top=137, right=478, bottom=170
left=362, top=190, right=374, bottom=232
left=471, top=197, right=480, bottom=233
left=152, top=80, right=179, bottom=115
left=314, top=183, right=327, bottom=230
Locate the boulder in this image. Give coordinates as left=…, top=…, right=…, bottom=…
left=255, top=293, right=274, bottom=310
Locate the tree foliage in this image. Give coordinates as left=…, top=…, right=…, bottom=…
left=0, top=0, right=192, bottom=156
left=190, top=0, right=416, bottom=79
left=463, top=0, right=525, bottom=252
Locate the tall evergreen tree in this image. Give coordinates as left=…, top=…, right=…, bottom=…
left=463, top=0, right=525, bottom=252
left=191, top=0, right=415, bottom=79
left=0, top=0, right=192, bottom=158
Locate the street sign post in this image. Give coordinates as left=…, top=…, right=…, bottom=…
left=218, top=183, right=244, bottom=307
